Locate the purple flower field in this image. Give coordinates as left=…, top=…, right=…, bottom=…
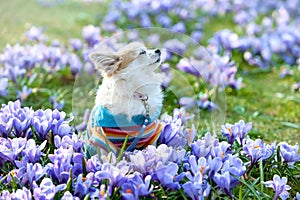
left=0, top=0, right=300, bottom=199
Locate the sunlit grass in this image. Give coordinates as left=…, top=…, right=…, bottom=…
left=0, top=0, right=105, bottom=48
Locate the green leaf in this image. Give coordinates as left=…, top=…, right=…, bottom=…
left=259, top=159, right=264, bottom=194
left=280, top=122, right=300, bottom=129
left=232, top=174, right=262, bottom=200
left=117, top=135, right=129, bottom=163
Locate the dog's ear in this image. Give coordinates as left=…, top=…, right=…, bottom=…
left=89, top=52, right=123, bottom=76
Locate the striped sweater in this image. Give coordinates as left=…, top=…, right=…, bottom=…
left=85, top=104, right=162, bottom=157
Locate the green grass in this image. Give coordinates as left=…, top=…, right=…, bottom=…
left=1, top=0, right=300, bottom=144
left=227, top=68, right=300, bottom=144
left=0, top=0, right=105, bottom=48
left=202, top=15, right=300, bottom=144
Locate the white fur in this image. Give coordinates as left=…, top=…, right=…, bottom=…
left=90, top=43, right=163, bottom=120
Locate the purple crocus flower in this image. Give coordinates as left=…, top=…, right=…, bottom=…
left=82, top=25, right=101, bottom=47
left=152, top=162, right=184, bottom=190
left=221, top=120, right=252, bottom=145
left=191, top=132, right=218, bottom=159
left=198, top=93, right=218, bottom=111
left=72, top=153, right=84, bottom=177
left=161, top=70, right=173, bottom=90
left=213, top=171, right=234, bottom=198
left=0, top=137, right=26, bottom=165
left=33, top=109, right=53, bottom=140
left=54, top=134, right=84, bottom=153
left=121, top=182, right=139, bottom=200
left=61, top=191, right=80, bottom=200
left=220, top=126, right=235, bottom=144
left=47, top=148, right=73, bottom=183
left=86, top=155, right=102, bottom=173
left=0, top=77, right=8, bottom=97
left=184, top=125, right=197, bottom=147
left=140, top=13, right=152, bottom=27
left=74, top=173, right=94, bottom=199
left=279, top=142, right=300, bottom=165
left=129, top=151, right=149, bottom=175
left=163, top=39, right=187, bottom=56
left=94, top=162, right=129, bottom=196
left=209, top=29, right=240, bottom=52
left=147, top=34, right=160, bottom=46
left=0, top=109, right=13, bottom=138
left=68, top=54, right=82, bottom=75
left=129, top=144, right=173, bottom=175
left=11, top=187, right=32, bottom=200
left=103, top=10, right=120, bottom=23
left=188, top=155, right=210, bottom=176
left=69, top=38, right=83, bottom=52
left=156, top=14, right=172, bottom=27
left=49, top=96, right=65, bottom=111
left=22, top=139, right=47, bottom=163
left=172, top=22, right=186, bottom=33
left=211, top=141, right=231, bottom=160
left=0, top=190, right=11, bottom=199
left=8, top=65, right=26, bottom=84
left=17, top=162, right=46, bottom=188
left=25, top=26, right=45, bottom=41
left=131, top=173, right=153, bottom=196
left=33, top=109, right=50, bottom=137
left=280, top=66, right=294, bottom=78
left=172, top=107, right=194, bottom=124
left=182, top=180, right=211, bottom=200
left=76, top=109, right=90, bottom=132
left=177, top=58, right=200, bottom=77
left=50, top=110, right=72, bottom=137
left=17, top=86, right=32, bottom=101
left=46, top=46, right=62, bottom=69
left=101, top=22, right=117, bottom=32
left=242, top=139, right=275, bottom=165
left=33, top=177, right=66, bottom=200
left=11, top=106, right=34, bottom=137
left=221, top=154, right=246, bottom=188
left=179, top=97, right=197, bottom=108
left=159, top=119, right=186, bottom=148
left=1, top=187, right=33, bottom=200
left=264, top=175, right=291, bottom=200
left=207, top=156, right=223, bottom=178
left=191, top=31, right=203, bottom=43
left=235, top=120, right=252, bottom=145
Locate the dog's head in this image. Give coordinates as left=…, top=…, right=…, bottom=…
left=89, top=42, right=161, bottom=77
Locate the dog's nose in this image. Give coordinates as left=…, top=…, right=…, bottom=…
left=154, top=49, right=161, bottom=56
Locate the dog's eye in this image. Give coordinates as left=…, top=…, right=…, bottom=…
left=139, top=50, right=146, bottom=55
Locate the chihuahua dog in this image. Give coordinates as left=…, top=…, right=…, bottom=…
left=85, top=42, right=163, bottom=156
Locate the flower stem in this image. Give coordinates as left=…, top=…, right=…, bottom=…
left=259, top=159, right=264, bottom=193
left=179, top=189, right=189, bottom=200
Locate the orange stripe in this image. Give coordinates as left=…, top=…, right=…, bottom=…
left=103, top=121, right=156, bottom=137
left=113, top=122, right=162, bottom=149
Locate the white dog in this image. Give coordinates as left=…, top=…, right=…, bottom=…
left=85, top=42, right=163, bottom=156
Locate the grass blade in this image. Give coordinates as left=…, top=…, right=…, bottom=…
left=259, top=159, right=264, bottom=193
left=117, top=135, right=129, bottom=163
left=232, top=174, right=262, bottom=200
